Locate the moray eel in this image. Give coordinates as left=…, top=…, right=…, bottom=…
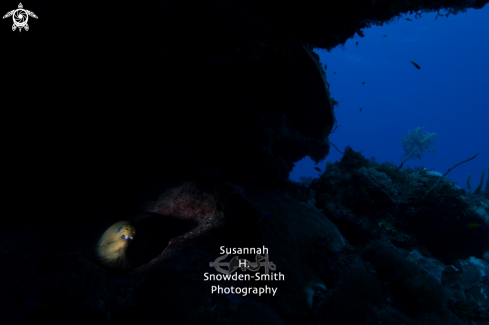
left=94, top=212, right=197, bottom=271
left=95, top=214, right=149, bottom=271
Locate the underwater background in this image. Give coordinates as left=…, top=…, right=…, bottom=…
left=2, top=1, right=489, bottom=324
left=291, top=7, right=489, bottom=189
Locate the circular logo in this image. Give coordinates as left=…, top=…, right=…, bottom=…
left=13, top=9, right=28, bottom=28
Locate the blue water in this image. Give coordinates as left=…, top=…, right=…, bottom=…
left=290, top=7, right=489, bottom=190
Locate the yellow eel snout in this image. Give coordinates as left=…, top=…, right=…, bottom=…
left=95, top=220, right=147, bottom=271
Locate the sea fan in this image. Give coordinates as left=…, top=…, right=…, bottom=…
left=398, top=127, right=438, bottom=170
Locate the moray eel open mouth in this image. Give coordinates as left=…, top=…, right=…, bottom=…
left=95, top=220, right=147, bottom=271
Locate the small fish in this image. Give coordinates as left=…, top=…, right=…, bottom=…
left=356, top=41, right=359, bottom=46
left=315, top=167, right=322, bottom=172
left=333, top=71, right=336, bottom=74
left=362, top=81, right=365, bottom=84
left=324, top=64, right=327, bottom=70
left=359, top=108, right=362, bottom=112
left=383, top=34, right=387, bottom=37
left=406, top=18, right=413, bottom=21
left=466, top=222, right=481, bottom=229
left=410, top=61, right=421, bottom=69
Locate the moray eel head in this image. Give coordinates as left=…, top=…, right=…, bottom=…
left=96, top=220, right=147, bottom=271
